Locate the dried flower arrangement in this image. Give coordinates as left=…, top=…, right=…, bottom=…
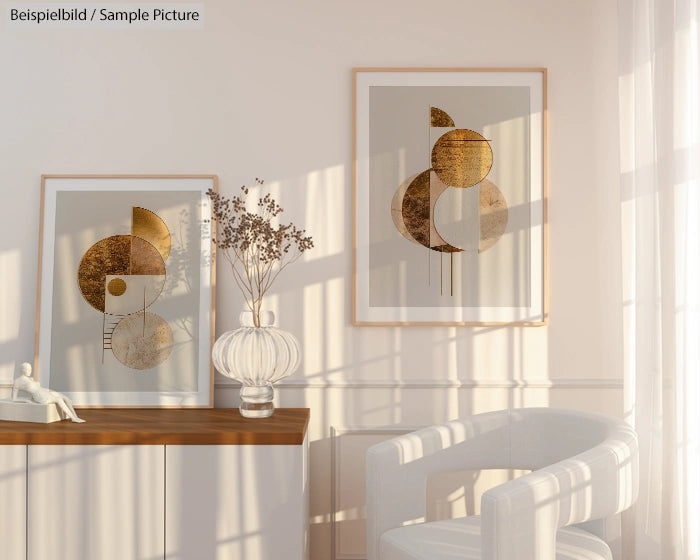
left=207, top=178, right=314, bottom=327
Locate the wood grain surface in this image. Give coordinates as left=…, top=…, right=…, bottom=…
left=0, top=408, right=310, bottom=445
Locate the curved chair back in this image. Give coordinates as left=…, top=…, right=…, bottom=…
left=366, top=408, right=638, bottom=560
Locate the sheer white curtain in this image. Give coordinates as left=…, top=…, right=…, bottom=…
left=619, top=0, right=700, bottom=559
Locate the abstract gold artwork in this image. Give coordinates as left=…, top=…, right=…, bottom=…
left=78, top=206, right=173, bottom=370
left=391, top=106, right=508, bottom=293
left=354, top=69, right=546, bottom=325
left=37, top=175, right=216, bottom=406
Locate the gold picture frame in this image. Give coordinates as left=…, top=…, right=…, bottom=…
left=353, top=68, right=548, bottom=325
left=35, top=175, right=216, bottom=406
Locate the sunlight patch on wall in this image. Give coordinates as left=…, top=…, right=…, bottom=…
left=0, top=249, right=20, bottom=344
left=618, top=72, right=635, bottom=175
left=324, top=276, right=345, bottom=372
left=303, top=282, right=324, bottom=376
left=303, top=165, right=345, bottom=261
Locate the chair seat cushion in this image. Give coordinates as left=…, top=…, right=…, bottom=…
left=379, top=516, right=612, bottom=560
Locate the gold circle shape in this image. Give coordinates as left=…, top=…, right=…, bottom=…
left=431, top=129, right=493, bottom=188
left=77, top=235, right=166, bottom=313
left=107, top=278, right=127, bottom=296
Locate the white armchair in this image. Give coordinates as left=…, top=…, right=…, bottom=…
left=366, top=408, right=638, bottom=560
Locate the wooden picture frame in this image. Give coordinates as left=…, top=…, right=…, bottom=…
left=35, top=175, right=216, bottom=406
left=353, top=68, right=547, bottom=325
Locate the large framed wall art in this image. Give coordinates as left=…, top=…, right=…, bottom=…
left=35, top=175, right=216, bottom=406
left=353, top=68, right=547, bottom=325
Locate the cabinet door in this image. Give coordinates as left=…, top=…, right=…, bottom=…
left=27, top=445, right=164, bottom=560
left=166, top=438, right=309, bottom=560
left=0, top=446, right=26, bottom=560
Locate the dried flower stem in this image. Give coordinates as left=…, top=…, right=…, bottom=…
left=207, top=179, right=314, bottom=327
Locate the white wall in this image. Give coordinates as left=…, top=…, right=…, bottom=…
left=0, top=1, right=622, bottom=558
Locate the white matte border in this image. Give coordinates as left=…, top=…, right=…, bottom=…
left=353, top=69, right=547, bottom=325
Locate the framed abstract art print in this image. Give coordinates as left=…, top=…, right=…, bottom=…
left=353, top=68, right=547, bottom=325
left=35, top=175, right=216, bottom=406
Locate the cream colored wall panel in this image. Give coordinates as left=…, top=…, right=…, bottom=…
left=27, top=445, right=164, bottom=560
left=0, top=446, right=26, bottom=560
left=331, top=428, right=415, bottom=560
left=165, top=438, right=309, bottom=560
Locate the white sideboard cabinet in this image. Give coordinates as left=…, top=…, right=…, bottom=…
left=0, top=408, right=310, bottom=560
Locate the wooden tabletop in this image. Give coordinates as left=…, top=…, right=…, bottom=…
left=0, top=408, right=310, bottom=445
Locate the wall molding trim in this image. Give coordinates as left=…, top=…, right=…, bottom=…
left=1, top=377, right=623, bottom=391
left=215, top=377, right=624, bottom=390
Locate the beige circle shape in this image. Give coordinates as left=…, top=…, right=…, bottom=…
left=111, top=312, right=173, bottom=370
left=479, top=179, right=508, bottom=253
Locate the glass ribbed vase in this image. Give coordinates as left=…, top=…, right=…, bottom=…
left=212, top=310, right=300, bottom=418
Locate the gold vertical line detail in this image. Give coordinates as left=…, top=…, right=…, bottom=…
left=143, top=286, right=146, bottom=337
left=102, top=313, right=106, bottom=364
left=451, top=252, right=454, bottom=297
left=440, top=252, right=443, bottom=296
left=427, top=103, right=430, bottom=166
left=427, top=104, right=431, bottom=290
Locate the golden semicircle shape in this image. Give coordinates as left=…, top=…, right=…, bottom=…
left=397, top=169, right=462, bottom=253
left=132, top=207, right=171, bottom=262
left=430, top=106, right=455, bottom=128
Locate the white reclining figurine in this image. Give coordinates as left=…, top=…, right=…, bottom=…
left=12, top=363, right=85, bottom=423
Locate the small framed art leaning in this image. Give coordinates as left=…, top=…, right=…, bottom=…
left=353, top=68, right=547, bottom=325
left=35, top=175, right=216, bottom=406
